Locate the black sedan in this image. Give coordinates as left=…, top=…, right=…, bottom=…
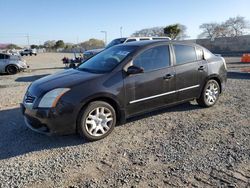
left=21, top=40, right=227, bottom=141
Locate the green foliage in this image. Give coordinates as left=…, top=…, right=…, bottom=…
left=30, top=44, right=39, bottom=49
left=79, top=38, right=105, bottom=50
left=44, top=40, right=56, bottom=48
left=164, top=24, right=181, bottom=39
left=55, top=40, right=65, bottom=49
left=6, top=44, right=21, bottom=49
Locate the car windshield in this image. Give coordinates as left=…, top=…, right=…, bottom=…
left=78, top=45, right=137, bottom=73
left=106, top=38, right=127, bottom=49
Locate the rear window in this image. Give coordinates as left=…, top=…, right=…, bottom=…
left=173, top=44, right=197, bottom=65
left=196, top=48, right=204, bottom=60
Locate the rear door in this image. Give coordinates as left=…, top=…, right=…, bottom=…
left=124, top=44, right=176, bottom=116
left=172, top=44, right=201, bottom=101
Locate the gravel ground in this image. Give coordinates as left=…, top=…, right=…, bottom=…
left=0, top=54, right=249, bottom=187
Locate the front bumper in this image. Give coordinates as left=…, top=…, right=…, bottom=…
left=21, top=103, right=76, bottom=135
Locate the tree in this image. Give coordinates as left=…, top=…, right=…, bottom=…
left=175, top=24, right=189, bottom=40
left=79, top=39, right=105, bottom=50
left=131, top=25, right=189, bottom=40
left=131, top=27, right=165, bottom=37
left=199, top=23, right=221, bottom=39
left=44, top=40, right=56, bottom=49
left=30, top=44, right=39, bottom=49
left=6, top=44, right=21, bottom=49
left=163, top=24, right=181, bottom=39
left=64, top=43, right=74, bottom=49
left=225, top=16, right=249, bottom=36
left=199, top=16, right=250, bottom=39
left=55, top=40, right=65, bottom=49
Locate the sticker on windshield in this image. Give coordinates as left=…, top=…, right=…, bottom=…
left=117, top=51, right=130, bottom=56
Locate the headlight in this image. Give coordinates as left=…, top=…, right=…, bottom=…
left=38, top=88, right=70, bottom=108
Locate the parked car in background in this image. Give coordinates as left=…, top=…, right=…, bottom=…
left=21, top=40, right=227, bottom=141
left=20, top=49, right=37, bottom=56
left=0, top=53, right=28, bottom=74
left=83, top=36, right=171, bottom=60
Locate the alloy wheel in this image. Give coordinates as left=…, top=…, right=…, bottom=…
left=85, top=107, right=113, bottom=137
left=205, top=81, right=219, bottom=105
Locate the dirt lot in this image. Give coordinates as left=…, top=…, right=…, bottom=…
left=0, top=53, right=249, bottom=187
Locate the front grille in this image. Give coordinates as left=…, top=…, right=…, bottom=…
left=25, top=93, right=36, bottom=104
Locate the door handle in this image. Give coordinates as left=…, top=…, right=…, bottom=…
left=198, top=66, right=205, bottom=71
left=163, top=74, right=174, bottom=80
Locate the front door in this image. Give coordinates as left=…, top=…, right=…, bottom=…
left=0, top=54, right=8, bottom=72
left=124, top=45, right=176, bottom=117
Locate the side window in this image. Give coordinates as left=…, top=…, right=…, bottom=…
left=5, top=55, right=10, bottom=59
left=140, top=38, right=150, bottom=41
left=196, top=48, right=204, bottom=60
left=133, top=45, right=170, bottom=72
left=173, top=44, right=197, bottom=65
left=0, top=54, right=5, bottom=59
left=126, top=39, right=136, bottom=43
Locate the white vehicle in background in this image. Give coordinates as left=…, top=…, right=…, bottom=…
left=20, top=49, right=37, bottom=56
left=0, top=53, right=29, bottom=74
left=83, top=36, right=171, bottom=59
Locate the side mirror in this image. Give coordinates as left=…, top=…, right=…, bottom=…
left=126, top=65, right=144, bottom=75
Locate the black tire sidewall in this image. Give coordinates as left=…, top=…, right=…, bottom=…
left=6, top=65, right=18, bottom=75
left=202, top=80, right=220, bottom=107
left=78, top=101, right=116, bottom=141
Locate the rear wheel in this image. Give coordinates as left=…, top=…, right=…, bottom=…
left=77, top=101, right=116, bottom=141
left=6, top=65, right=18, bottom=75
left=197, top=79, right=220, bottom=107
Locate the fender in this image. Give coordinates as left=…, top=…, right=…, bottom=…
left=77, top=92, right=126, bottom=124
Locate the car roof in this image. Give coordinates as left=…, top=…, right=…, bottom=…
left=114, top=36, right=170, bottom=40
left=118, top=40, right=200, bottom=48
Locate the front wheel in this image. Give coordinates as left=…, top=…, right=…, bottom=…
left=197, top=79, right=220, bottom=107
left=77, top=101, right=116, bottom=141
left=6, top=65, right=18, bottom=75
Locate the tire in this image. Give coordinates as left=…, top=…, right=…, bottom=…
left=29, top=53, right=32, bottom=56
left=6, top=65, right=18, bottom=75
left=197, top=79, right=220, bottom=107
left=77, top=101, right=116, bottom=141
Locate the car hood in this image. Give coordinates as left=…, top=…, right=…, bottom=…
left=29, top=69, right=102, bottom=96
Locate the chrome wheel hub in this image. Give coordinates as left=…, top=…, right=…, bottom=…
left=205, top=82, right=219, bottom=105
left=85, top=107, right=113, bottom=137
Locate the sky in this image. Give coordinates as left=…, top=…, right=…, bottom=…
left=0, top=0, right=250, bottom=45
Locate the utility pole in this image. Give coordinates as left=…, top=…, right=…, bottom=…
left=120, top=26, right=123, bottom=37
left=101, top=31, right=107, bottom=45
left=76, top=36, right=79, bottom=44
left=26, top=33, right=30, bottom=47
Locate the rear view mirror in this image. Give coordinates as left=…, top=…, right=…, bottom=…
left=126, top=66, right=144, bottom=75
